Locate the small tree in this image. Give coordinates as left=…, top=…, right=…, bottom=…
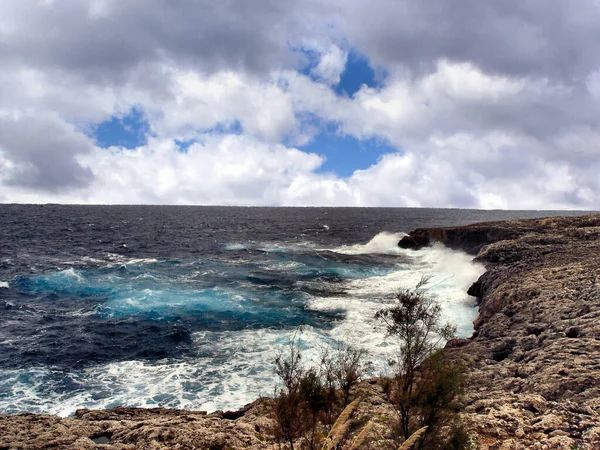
left=412, top=350, right=467, bottom=449
left=273, top=330, right=306, bottom=450
left=299, top=367, right=326, bottom=450
left=322, top=343, right=372, bottom=408
left=272, top=390, right=304, bottom=450
left=275, top=329, right=304, bottom=396
left=375, top=277, right=457, bottom=443
left=272, top=331, right=372, bottom=449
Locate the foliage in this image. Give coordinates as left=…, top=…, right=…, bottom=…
left=410, top=351, right=468, bottom=449
left=322, top=343, right=372, bottom=408
left=272, top=388, right=304, bottom=450
left=271, top=275, right=474, bottom=450
left=273, top=330, right=308, bottom=450
left=271, top=330, right=371, bottom=450
left=376, top=277, right=467, bottom=448
left=443, top=422, right=474, bottom=450
left=375, top=276, right=456, bottom=380
left=275, top=329, right=304, bottom=396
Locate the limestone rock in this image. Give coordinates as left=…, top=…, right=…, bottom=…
left=408, top=214, right=600, bottom=449
left=0, top=382, right=400, bottom=449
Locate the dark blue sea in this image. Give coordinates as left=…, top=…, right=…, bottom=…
left=0, top=205, right=586, bottom=416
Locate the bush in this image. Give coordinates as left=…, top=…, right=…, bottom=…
left=271, top=276, right=473, bottom=450
left=273, top=330, right=310, bottom=450
left=321, top=343, right=372, bottom=408
left=376, top=277, right=467, bottom=448
left=271, top=330, right=371, bottom=449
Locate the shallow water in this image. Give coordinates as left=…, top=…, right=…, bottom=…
left=0, top=206, right=586, bottom=415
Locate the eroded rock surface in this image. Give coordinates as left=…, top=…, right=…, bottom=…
left=407, top=214, right=600, bottom=449
left=0, top=381, right=399, bottom=449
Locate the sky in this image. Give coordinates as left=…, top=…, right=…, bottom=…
left=1, top=1, right=600, bottom=208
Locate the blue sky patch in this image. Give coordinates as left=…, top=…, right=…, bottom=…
left=208, top=120, right=243, bottom=135
left=174, top=139, right=196, bottom=153
left=93, top=108, right=150, bottom=149
left=336, top=51, right=382, bottom=97
left=295, top=46, right=383, bottom=97
left=301, top=130, right=397, bottom=177
left=175, top=121, right=243, bottom=152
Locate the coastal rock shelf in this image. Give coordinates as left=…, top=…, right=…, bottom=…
left=0, top=382, right=398, bottom=449
left=402, top=214, right=600, bottom=449
left=2, top=214, right=600, bottom=449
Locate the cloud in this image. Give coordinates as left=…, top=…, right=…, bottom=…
left=70, top=134, right=325, bottom=205
left=1, top=1, right=600, bottom=209
left=0, top=0, right=301, bottom=82
left=161, top=71, right=297, bottom=142
left=0, top=113, right=94, bottom=192
left=3, top=126, right=597, bottom=210
left=310, top=45, right=348, bottom=85
left=334, top=0, right=600, bottom=81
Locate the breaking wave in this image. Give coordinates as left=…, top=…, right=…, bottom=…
left=0, top=231, right=484, bottom=416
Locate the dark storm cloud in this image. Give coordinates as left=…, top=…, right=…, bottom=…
left=339, top=0, right=600, bottom=81
left=0, top=115, right=94, bottom=191
left=3, top=0, right=599, bottom=85
left=0, top=0, right=298, bottom=84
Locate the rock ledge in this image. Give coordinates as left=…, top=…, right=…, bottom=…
left=402, top=214, right=600, bottom=449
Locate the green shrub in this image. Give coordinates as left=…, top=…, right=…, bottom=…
left=376, top=277, right=469, bottom=448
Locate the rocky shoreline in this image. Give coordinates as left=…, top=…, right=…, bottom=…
left=2, top=214, right=600, bottom=449
left=400, top=214, right=600, bottom=449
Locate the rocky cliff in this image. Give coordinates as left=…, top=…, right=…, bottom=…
left=3, top=215, right=600, bottom=449
left=401, top=214, right=600, bottom=449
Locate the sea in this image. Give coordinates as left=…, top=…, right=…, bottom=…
left=0, top=205, right=588, bottom=417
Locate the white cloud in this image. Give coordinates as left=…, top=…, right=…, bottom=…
left=311, top=45, right=348, bottom=85
left=162, top=70, right=297, bottom=142
left=3, top=134, right=325, bottom=205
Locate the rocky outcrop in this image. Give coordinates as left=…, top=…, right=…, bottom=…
left=403, top=214, right=600, bottom=449
left=0, top=381, right=398, bottom=449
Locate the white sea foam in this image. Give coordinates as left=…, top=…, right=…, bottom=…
left=224, top=243, right=247, bottom=251
left=342, top=243, right=483, bottom=335
left=0, top=328, right=329, bottom=417
left=132, top=273, right=159, bottom=280
left=80, top=241, right=483, bottom=415
left=264, top=261, right=305, bottom=271
left=81, top=256, right=109, bottom=264
left=258, top=243, right=301, bottom=253
left=56, top=267, right=84, bottom=282
left=225, top=241, right=316, bottom=253
left=125, top=258, right=159, bottom=265
left=331, top=231, right=407, bottom=255
left=306, top=240, right=486, bottom=373
left=63, top=256, right=108, bottom=266
left=103, top=254, right=160, bottom=266
left=0, top=281, right=8, bottom=289
left=0, top=367, right=91, bottom=417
